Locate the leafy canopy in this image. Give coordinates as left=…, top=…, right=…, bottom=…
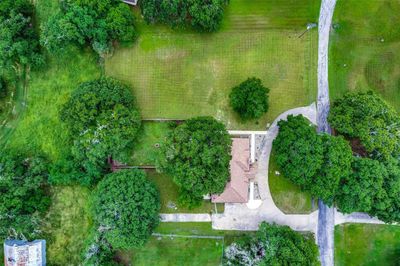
left=59, top=78, right=141, bottom=184
left=140, top=0, right=227, bottom=32
left=0, top=150, right=50, bottom=240
left=0, top=0, right=43, bottom=72
left=158, top=116, right=232, bottom=206
left=92, top=170, right=160, bottom=250
left=328, top=91, right=400, bottom=160
left=229, top=77, right=270, bottom=120
left=224, top=222, right=319, bottom=266
left=41, top=0, right=137, bottom=56
left=0, top=77, right=6, bottom=99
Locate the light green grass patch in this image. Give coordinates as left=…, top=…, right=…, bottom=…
left=42, top=186, right=92, bottom=266
left=330, top=0, right=400, bottom=110
left=147, top=170, right=224, bottom=213
left=335, top=223, right=400, bottom=266
left=106, top=0, right=319, bottom=129
left=117, top=237, right=224, bottom=266
left=131, top=121, right=172, bottom=165
left=268, top=151, right=315, bottom=214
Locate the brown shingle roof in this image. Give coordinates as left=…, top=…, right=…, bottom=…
left=212, top=138, right=256, bottom=203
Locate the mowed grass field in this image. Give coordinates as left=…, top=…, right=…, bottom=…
left=329, top=0, right=400, bottom=110
left=335, top=224, right=400, bottom=266
left=106, top=0, right=320, bottom=129
left=268, top=151, right=315, bottom=214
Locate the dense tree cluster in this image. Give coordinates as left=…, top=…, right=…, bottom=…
left=328, top=91, right=400, bottom=223
left=224, top=222, right=319, bottom=266
left=41, top=0, right=137, bottom=56
left=91, top=170, right=160, bottom=250
left=328, top=91, right=400, bottom=160
left=273, top=115, right=353, bottom=204
left=140, top=0, right=228, bottom=32
left=158, top=116, right=232, bottom=207
left=0, top=150, right=50, bottom=240
left=229, top=77, right=270, bottom=120
left=275, top=92, right=400, bottom=223
left=0, top=0, right=43, bottom=72
left=59, top=78, right=141, bottom=185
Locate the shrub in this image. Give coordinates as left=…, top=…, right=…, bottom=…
left=229, top=77, right=269, bottom=120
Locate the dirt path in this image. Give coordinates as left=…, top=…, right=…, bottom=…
left=316, top=0, right=338, bottom=265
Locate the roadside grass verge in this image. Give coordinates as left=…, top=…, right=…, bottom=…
left=335, top=223, right=400, bottom=266
left=147, top=170, right=224, bottom=214
left=106, top=0, right=319, bottom=129
left=268, top=150, right=316, bottom=214
left=329, top=0, right=400, bottom=110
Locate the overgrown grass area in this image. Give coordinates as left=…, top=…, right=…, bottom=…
left=147, top=170, right=224, bottom=213
left=335, top=224, right=400, bottom=266
left=42, top=186, right=92, bottom=266
left=106, top=0, right=319, bottom=129
left=329, top=0, right=400, bottom=110
left=130, top=121, right=172, bottom=165
left=268, top=151, right=315, bottom=214
left=117, top=237, right=224, bottom=266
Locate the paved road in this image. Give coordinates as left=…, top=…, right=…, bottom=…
left=316, top=0, right=338, bottom=266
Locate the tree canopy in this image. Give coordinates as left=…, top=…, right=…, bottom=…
left=0, top=150, right=50, bottom=240
left=91, top=170, right=160, bottom=250
left=0, top=77, right=6, bottom=99
left=229, top=77, right=270, bottom=120
left=59, top=78, right=141, bottom=184
left=224, top=222, right=319, bottom=266
left=158, top=116, right=232, bottom=207
left=41, top=0, right=137, bottom=56
left=328, top=91, right=400, bottom=160
left=0, top=0, right=43, bottom=72
left=140, top=0, right=227, bottom=32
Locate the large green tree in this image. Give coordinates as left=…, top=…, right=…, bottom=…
left=0, top=150, right=50, bottom=240
left=273, top=115, right=324, bottom=189
left=0, top=0, right=43, bottom=72
left=92, top=170, right=160, bottom=250
left=224, top=222, right=319, bottom=266
left=59, top=78, right=141, bottom=184
left=158, top=116, right=232, bottom=206
left=140, top=0, right=227, bottom=32
left=328, top=91, right=400, bottom=160
left=41, top=0, right=137, bottom=56
left=229, top=77, right=270, bottom=121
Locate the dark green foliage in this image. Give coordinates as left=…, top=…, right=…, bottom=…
left=274, top=115, right=354, bottom=206
left=328, top=91, right=400, bottom=160
left=92, top=170, right=160, bottom=250
left=60, top=78, right=141, bottom=185
left=336, top=158, right=387, bottom=214
left=0, top=0, right=43, bottom=71
left=313, top=134, right=353, bottom=205
left=229, top=77, right=270, bottom=120
left=224, top=222, right=319, bottom=266
left=158, top=116, right=232, bottom=207
left=0, top=77, right=6, bottom=98
left=140, top=0, right=227, bottom=32
left=0, top=150, right=50, bottom=240
left=273, top=115, right=324, bottom=188
left=82, top=230, right=122, bottom=266
left=41, top=0, right=137, bottom=56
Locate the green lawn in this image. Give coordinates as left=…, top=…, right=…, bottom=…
left=42, top=186, right=92, bottom=266
left=130, top=121, right=172, bottom=165
left=117, top=236, right=224, bottom=266
left=147, top=170, right=224, bottom=213
left=329, top=0, right=400, bottom=110
left=335, top=224, right=400, bottom=266
left=268, top=151, right=316, bottom=214
left=106, top=0, right=319, bottom=129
